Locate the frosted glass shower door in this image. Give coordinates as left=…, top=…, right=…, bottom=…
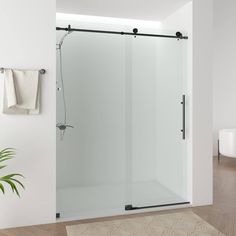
left=56, top=31, right=128, bottom=218
left=125, top=35, right=188, bottom=210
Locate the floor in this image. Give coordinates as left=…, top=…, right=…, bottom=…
left=57, top=181, right=185, bottom=219
left=1, top=156, right=236, bottom=236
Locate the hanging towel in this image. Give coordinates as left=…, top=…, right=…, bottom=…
left=3, top=69, right=40, bottom=114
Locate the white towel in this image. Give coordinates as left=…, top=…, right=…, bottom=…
left=3, top=69, right=40, bottom=114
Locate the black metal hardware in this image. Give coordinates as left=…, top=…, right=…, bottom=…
left=56, top=26, right=188, bottom=40
left=125, top=202, right=190, bottom=211
left=56, top=213, right=60, bottom=218
left=56, top=123, right=74, bottom=130
left=0, top=67, right=46, bottom=75
left=133, top=28, right=138, bottom=38
left=181, top=95, right=186, bottom=140
left=218, top=139, right=221, bottom=163
left=133, top=28, right=138, bottom=34
left=39, top=69, right=46, bottom=74
left=125, top=204, right=133, bottom=211
left=176, top=31, right=183, bottom=39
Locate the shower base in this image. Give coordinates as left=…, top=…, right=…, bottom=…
left=57, top=181, right=187, bottom=220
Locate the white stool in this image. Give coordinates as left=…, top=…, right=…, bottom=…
left=218, top=129, right=236, bottom=162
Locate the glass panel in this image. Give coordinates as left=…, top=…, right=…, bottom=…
left=127, top=36, right=188, bottom=207
left=56, top=32, right=127, bottom=218
left=56, top=28, right=188, bottom=218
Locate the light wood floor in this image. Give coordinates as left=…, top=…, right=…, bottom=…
left=1, top=156, right=236, bottom=236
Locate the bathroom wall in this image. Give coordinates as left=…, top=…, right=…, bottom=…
left=192, top=0, right=213, bottom=205
left=56, top=0, right=191, bottom=21
left=0, top=0, right=56, bottom=228
left=212, top=0, right=236, bottom=155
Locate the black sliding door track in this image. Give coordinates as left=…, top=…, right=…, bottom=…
left=125, top=202, right=190, bottom=211
left=56, top=25, right=188, bottom=40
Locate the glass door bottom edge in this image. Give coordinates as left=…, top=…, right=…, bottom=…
left=56, top=202, right=192, bottom=221
left=125, top=201, right=190, bottom=211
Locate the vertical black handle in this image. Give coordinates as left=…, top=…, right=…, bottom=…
left=181, top=95, right=186, bottom=140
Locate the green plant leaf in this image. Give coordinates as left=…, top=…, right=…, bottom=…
left=1, top=179, right=19, bottom=196
left=0, top=151, right=14, bottom=156
left=11, top=178, right=25, bottom=189
left=1, top=173, right=24, bottom=179
left=0, top=148, right=15, bottom=153
left=0, top=149, right=15, bottom=157
left=0, top=149, right=15, bottom=153
left=0, top=152, right=14, bottom=157
left=0, top=183, right=5, bottom=194
left=0, top=157, right=14, bottom=163
left=0, top=148, right=24, bottom=197
left=0, top=148, right=15, bottom=163
left=0, top=174, right=24, bottom=197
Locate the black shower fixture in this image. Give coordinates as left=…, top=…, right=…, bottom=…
left=176, top=31, right=183, bottom=39
left=133, top=28, right=138, bottom=38
left=133, top=28, right=138, bottom=34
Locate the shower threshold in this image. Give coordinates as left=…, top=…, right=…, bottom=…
left=57, top=181, right=190, bottom=220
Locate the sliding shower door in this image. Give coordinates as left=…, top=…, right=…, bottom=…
left=56, top=26, right=188, bottom=218
left=125, top=35, right=188, bottom=210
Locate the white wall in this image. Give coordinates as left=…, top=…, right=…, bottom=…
left=213, top=0, right=236, bottom=155
left=0, top=0, right=56, bottom=229
left=192, top=0, right=213, bottom=206
left=56, top=0, right=191, bottom=21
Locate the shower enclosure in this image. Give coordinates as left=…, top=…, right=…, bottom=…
left=56, top=24, right=189, bottom=219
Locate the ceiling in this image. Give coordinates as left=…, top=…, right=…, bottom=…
left=56, top=0, right=191, bottom=21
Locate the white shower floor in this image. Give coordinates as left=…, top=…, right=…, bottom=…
left=57, top=181, right=186, bottom=219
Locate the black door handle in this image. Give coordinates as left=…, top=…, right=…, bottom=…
left=181, top=95, right=186, bottom=140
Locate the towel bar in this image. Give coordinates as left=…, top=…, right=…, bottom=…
left=0, top=68, right=46, bottom=74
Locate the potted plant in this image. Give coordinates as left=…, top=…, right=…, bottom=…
left=0, top=148, right=24, bottom=196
